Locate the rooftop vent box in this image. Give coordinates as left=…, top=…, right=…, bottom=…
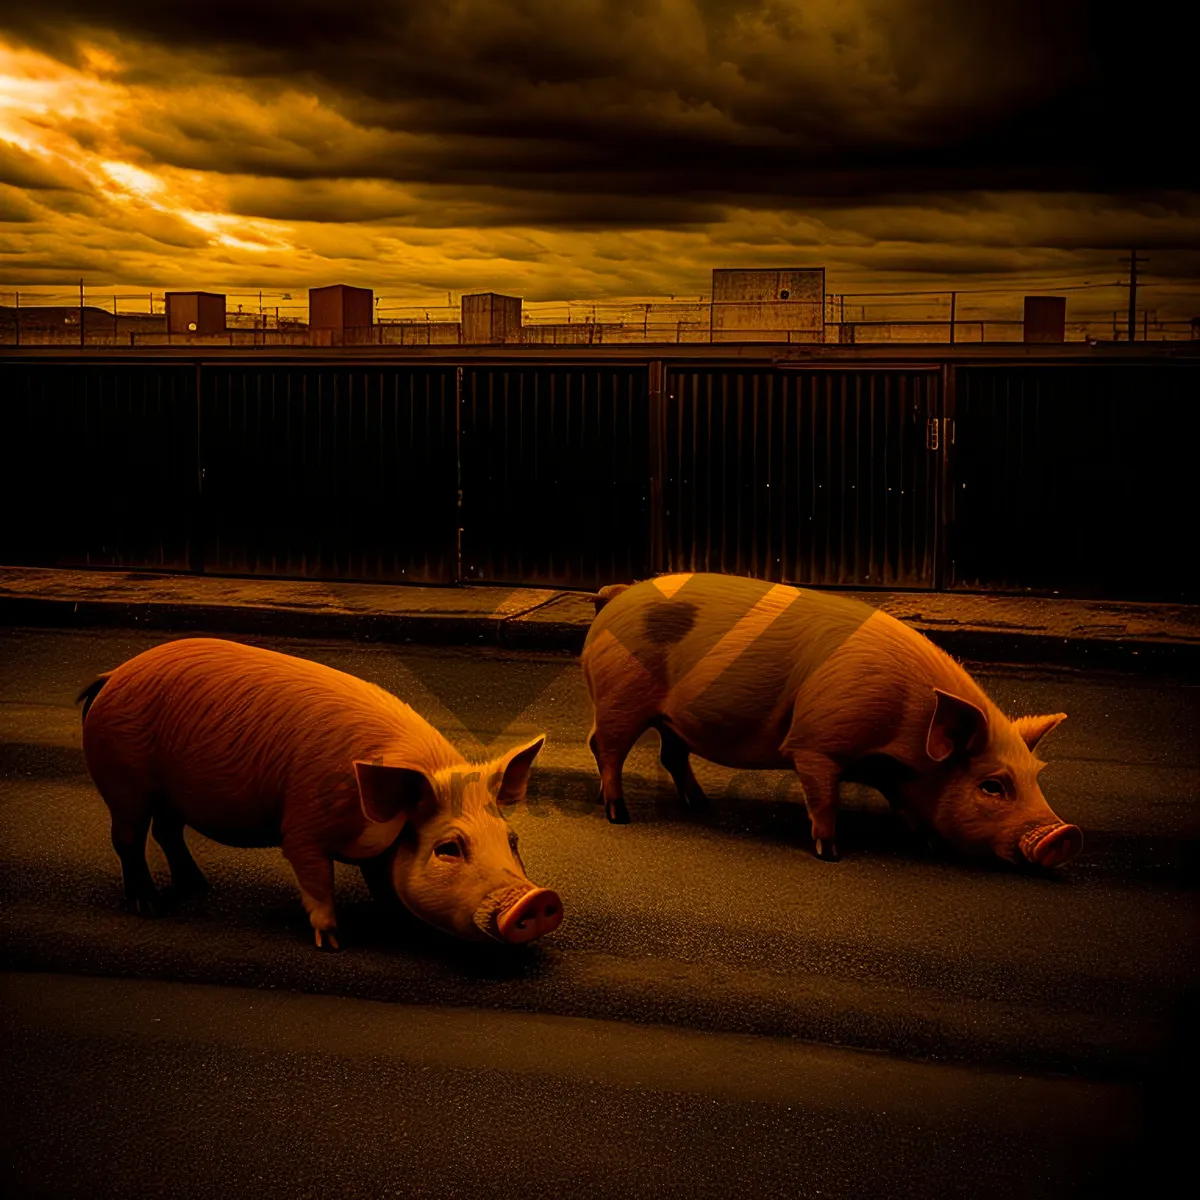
left=165, top=291, right=226, bottom=335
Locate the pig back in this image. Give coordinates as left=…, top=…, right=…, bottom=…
left=785, top=606, right=996, bottom=767
left=589, top=574, right=877, bottom=764
left=83, top=638, right=458, bottom=840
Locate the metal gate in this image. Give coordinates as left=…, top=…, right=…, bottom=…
left=458, top=364, right=651, bottom=588
left=660, top=367, right=942, bottom=587
left=0, top=361, right=197, bottom=570
left=198, top=364, right=459, bottom=583
left=6, top=351, right=1190, bottom=601
left=948, top=363, right=1199, bottom=601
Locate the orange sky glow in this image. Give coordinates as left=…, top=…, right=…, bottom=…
left=0, top=3, right=1195, bottom=323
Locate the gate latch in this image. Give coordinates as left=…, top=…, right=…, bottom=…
left=926, top=418, right=940, bottom=451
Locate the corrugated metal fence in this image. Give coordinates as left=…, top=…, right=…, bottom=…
left=0, top=361, right=198, bottom=571
left=1, top=354, right=1196, bottom=600
left=661, top=367, right=941, bottom=587
left=199, top=364, right=459, bottom=583
left=459, top=365, right=650, bottom=587
left=947, top=362, right=1199, bottom=600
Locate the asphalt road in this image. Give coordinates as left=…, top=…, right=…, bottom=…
left=2, top=626, right=1197, bottom=1198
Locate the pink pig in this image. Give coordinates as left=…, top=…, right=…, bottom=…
left=583, top=573, right=1082, bottom=868
left=78, top=637, right=562, bottom=948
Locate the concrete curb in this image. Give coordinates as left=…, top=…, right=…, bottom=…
left=1, top=569, right=1198, bottom=674
left=0, top=596, right=515, bottom=649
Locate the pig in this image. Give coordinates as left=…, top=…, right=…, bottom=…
left=77, top=637, right=563, bottom=949
left=583, top=573, right=1082, bottom=869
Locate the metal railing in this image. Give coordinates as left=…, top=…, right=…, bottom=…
left=3, top=287, right=1195, bottom=347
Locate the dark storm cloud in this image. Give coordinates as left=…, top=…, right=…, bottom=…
left=1, top=0, right=1191, bottom=231
left=1, top=0, right=1194, bottom=311
left=0, top=141, right=87, bottom=191
left=0, top=183, right=39, bottom=221
left=224, top=176, right=725, bottom=229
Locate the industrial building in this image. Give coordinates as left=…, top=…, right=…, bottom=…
left=710, top=268, right=825, bottom=343
left=166, top=292, right=227, bottom=337
left=3, top=267, right=1191, bottom=347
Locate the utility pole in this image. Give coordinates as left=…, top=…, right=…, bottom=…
left=1119, top=250, right=1149, bottom=342
left=79, top=278, right=85, bottom=347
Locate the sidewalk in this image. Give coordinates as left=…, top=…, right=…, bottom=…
left=1, top=565, right=1198, bottom=673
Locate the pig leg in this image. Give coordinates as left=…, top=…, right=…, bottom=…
left=150, top=806, right=209, bottom=898
left=884, top=796, right=931, bottom=849
left=791, top=750, right=843, bottom=862
left=107, top=800, right=163, bottom=917
left=841, top=757, right=928, bottom=852
left=282, top=836, right=341, bottom=951
left=359, top=853, right=399, bottom=909
left=588, top=723, right=637, bottom=825
left=656, top=723, right=709, bottom=811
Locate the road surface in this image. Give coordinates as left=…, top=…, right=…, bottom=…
left=2, top=626, right=1196, bottom=1198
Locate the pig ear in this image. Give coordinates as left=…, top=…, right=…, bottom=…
left=1012, top=713, right=1067, bottom=751
left=926, top=690, right=990, bottom=763
left=353, top=760, right=433, bottom=825
left=492, top=735, right=546, bottom=806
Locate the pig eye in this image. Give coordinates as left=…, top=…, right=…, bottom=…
left=979, top=779, right=1005, bottom=797
left=434, top=840, right=463, bottom=860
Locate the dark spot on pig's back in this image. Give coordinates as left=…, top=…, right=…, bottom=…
left=643, top=600, right=699, bottom=644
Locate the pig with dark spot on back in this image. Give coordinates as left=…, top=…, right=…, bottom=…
left=583, top=573, right=1081, bottom=869
left=77, top=637, right=562, bottom=949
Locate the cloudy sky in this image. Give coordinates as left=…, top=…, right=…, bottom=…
left=0, top=1, right=1195, bottom=320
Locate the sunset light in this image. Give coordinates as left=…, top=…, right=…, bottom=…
left=0, top=8, right=1195, bottom=1199
left=0, top=5, right=1194, bottom=318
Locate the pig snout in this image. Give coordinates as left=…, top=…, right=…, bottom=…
left=497, top=887, right=563, bottom=944
left=1018, top=822, right=1083, bottom=868
left=473, top=883, right=563, bottom=944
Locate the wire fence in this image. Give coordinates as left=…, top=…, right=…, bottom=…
left=1, top=286, right=1195, bottom=346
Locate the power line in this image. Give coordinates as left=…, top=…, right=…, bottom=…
left=835, top=281, right=1113, bottom=298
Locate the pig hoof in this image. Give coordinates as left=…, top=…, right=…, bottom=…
left=814, top=838, right=841, bottom=863
left=171, top=873, right=210, bottom=899
left=313, top=927, right=341, bottom=952
left=684, top=787, right=710, bottom=812
left=127, top=893, right=164, bottom=918
left=605, top=798, right=631, bottom=825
